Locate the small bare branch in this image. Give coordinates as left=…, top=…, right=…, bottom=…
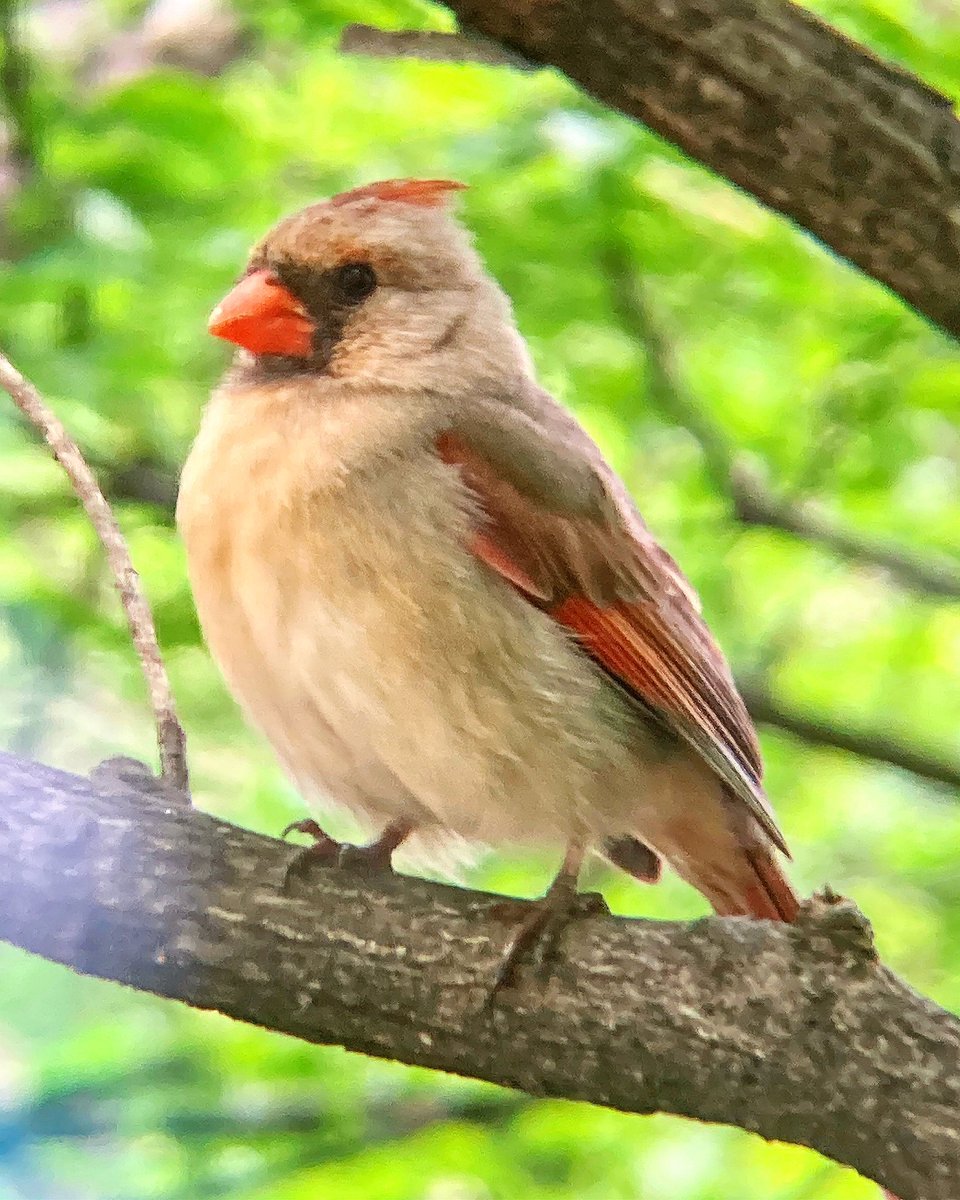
left=601, top=240, right=960, bottom=602
left=0, top=351, right=189, bottom=793
left=599, top=243, right=960, bottom=792
left=338, top=23, right=534, bottom=70
left=740, top=680, right=960, bottom=793
left=733, top=484, right=960, bottom=600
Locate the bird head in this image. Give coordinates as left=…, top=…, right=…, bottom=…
left=209, top=179, right=529, bottom=390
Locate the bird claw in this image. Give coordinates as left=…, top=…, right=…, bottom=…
left=281, top=817, right=334, bottom=844
left=488, top=882, right=609, bottom=994
left=279, top=818, right=408, bottom=892
left=280, top=820, right=342, bottom=893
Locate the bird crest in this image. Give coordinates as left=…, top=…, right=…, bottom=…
left=329, top=178, right=467, bottom=209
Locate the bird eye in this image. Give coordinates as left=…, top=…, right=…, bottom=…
left=334, top=261, right=377, bottom=304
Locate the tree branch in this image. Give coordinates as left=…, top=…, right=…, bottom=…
left=19, top=1072, right=523, bottom=1143
left=0, top=750, right=957, bottom=1199
left=601, top=239, right=960, bottom=601
left=732, top=487, right=960, bottom=600
left=740, top=680, right=960, bottom=793
left=0, top=352, right=189, bottom=792
left=435, top=0, right=960, bottom=340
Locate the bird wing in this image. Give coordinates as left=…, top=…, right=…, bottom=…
left=437, top=389, right=788, bottom=857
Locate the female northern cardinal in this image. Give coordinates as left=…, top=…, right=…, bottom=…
left=178, top=178, right=798, bottom=944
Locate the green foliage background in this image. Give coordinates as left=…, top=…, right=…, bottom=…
left=0, top=1, right=958, bottom=1196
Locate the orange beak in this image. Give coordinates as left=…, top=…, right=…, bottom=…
left=208, top=269, right=315, bottom=357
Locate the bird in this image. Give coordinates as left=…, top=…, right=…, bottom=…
left=177, top=176, right=799, bottom=969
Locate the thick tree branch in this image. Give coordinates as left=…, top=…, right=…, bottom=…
left=435, top=0, right=960, bottom=340
left=0, top=750, right=957, bottom=1199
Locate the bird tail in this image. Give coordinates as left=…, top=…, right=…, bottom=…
left=698, top=840, right=799, bottom=922
left=664, top=787, right=799, bottom=923
left=612, top=776, right=799, bottom=920
left=739, top=843, right=800, bottom=922
left=704, top=786, right=800, bottom=922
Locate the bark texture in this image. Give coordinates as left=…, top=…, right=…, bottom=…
left=443, top=0, right=960, bottom=339
left=0, top=751, right=957, bottom=1198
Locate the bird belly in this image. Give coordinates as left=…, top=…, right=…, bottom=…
left=181, top=442, right=700, bottom=852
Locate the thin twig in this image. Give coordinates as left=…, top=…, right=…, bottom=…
left=733, top=487, right=960, bottom=599
left=601, top=240, right=960, bottom=601
left=739, top=680, right=960, bottom=793
left=0, top=351, right=189, bottom=792
left=338, top=23, right=536, bottom=70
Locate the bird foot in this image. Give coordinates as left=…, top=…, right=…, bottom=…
left=280, top=818, right=409, bottom=893
left=489, top=876, right=609, bottom=993
left=280, top=819, right=341, bottom=892
left=336, top=838, right=399, bottom=874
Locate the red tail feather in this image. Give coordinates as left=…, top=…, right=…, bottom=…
left=697, top=842, right=799, bottom=923
left=741, top=845, right=800, bottom=922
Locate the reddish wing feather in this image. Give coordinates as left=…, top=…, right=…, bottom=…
left=547, top=597, right=784, bottom=854
left=553, top=598, right=763, bottom=789
left=438, top=429, right=788, bottom=858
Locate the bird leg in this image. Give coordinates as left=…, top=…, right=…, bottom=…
left=489, top=838, right=609, bottom=992
left=280, top=818, right=412, bottom=892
